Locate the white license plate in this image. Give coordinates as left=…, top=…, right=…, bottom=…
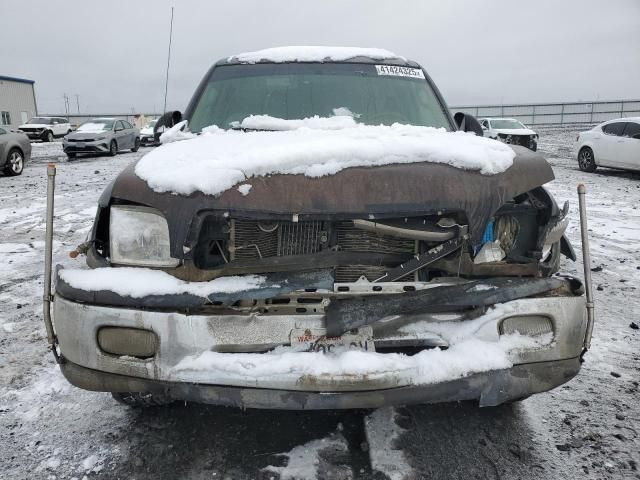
left=290, top=326, right=375, bottom=353
left=76, top=142, right=85, bottom=147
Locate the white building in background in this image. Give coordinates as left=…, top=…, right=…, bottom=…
left=0, top=75, right=37, bottom=130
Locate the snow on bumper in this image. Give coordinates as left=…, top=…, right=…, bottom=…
left=52, top=293, right=587, bottom=396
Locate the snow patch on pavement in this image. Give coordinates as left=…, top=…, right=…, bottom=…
left=262, top=433, right=350, bottom=479
left=58, top=267, right=267, bottom=299
left=136, top=119, right=516, bottom=196
left=365, top=407, right=413, bottom=480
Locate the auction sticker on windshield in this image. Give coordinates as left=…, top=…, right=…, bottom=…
left=375, top=65, right=425, bottom=79
left=290, top=326, right=375, bottom=353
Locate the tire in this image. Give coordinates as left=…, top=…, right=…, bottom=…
left=3, top=148, right=24, bottom=176
left=108, top=140, right=117, bottom=157
left=44, top=130, right=54, bottom=143
left=66, top=152, right=76, bottom=160
left=131, top=137, right=140, bottom=152
left=111, top=392, right=174, bottom=408
left=578, top=147, right=596, bottom=172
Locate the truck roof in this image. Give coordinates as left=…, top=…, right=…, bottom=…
left=219, top=46, right=420, bottom=68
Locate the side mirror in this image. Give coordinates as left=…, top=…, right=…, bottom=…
left=155, top=111, right=182, bottom=135
left=454, top=112, right=484, bottom=137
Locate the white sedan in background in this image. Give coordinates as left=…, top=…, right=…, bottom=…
left=576, top=118, right=640, bottom=173
left=479, top=117, right=539, bottom=151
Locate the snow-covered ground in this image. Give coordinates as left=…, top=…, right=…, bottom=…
left=0, top=131, right=639, bottom=479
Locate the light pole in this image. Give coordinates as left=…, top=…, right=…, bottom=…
left=163, top=7, right=174, bottom=114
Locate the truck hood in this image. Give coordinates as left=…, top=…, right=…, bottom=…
left=105, top=145, right=554, bottom=256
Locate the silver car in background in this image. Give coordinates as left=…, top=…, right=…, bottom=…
left=140, top=119, right=160, bottom=146
left=63, top=118, right=140, bottom=159
left=0, top=126, right=31, bottom=176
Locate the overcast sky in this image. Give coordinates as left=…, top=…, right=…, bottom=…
left=1, top=0, right=638, bottom=114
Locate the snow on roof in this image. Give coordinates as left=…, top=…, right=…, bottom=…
left=228, top=46, right=405, bottom=64
left=136, top=115, right=516, bottom=197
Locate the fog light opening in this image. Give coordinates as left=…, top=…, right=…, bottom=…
left=499, top=315, right=554, bottom=338
left=97, top=327, right=158, bottom=359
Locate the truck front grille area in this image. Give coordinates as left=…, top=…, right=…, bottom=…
left=498, top=133, right=537, bottom=150
left=194, top=218, right=416, bottom=282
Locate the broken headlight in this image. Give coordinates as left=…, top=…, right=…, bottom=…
left=109, top=205, right=179, bottom=267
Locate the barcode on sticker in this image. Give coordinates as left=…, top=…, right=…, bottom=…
left=375, top=65, right=425, bottom=79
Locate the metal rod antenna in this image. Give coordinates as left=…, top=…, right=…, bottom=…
left=44, top=164, right=61, bottom=363
left=163, top=6, right=174, bottom=114
left=578, top=184, right=595, bottom=351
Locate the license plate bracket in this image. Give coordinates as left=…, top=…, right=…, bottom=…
left=290, top=326, right=375, bottom=353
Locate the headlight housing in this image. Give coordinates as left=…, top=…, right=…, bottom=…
left=109, top=205, right=179, bottom=267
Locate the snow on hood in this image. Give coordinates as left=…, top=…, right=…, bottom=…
left=136, top=115, right=516, bottom=196
left=492, top=128, right=537, bottom=136
left=58, top=267, right=267, bottom=298
left=140, top=127, right=154, bottom=135
left=228, top=46, right=405, bottom=64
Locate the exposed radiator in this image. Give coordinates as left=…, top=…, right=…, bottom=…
left=278, top=221, right=323, bottom=256
left=231, top=220, right=323, bottom=259
left=229, top=219, right=415, bottom=281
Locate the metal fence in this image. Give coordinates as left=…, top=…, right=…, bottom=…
left=450, top=100, right=640, bottom=126
left=44, top=100, right=640, bottom=128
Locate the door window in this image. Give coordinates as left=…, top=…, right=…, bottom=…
left=122, top=120, right=133, bottom=129
left=116, top=120, right=125, bottom=130
left=0, top=127, right=6, bottom=135
left=602, top=122, right=626, bottom=136
left=622, top=122, right=640, bottom=139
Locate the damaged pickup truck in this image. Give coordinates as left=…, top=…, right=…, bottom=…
left=44, top=46, right=595, bottom=409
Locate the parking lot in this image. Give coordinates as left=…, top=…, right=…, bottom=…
left=1, top=128, right=639, bottom=480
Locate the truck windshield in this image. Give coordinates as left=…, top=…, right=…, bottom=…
left=188, top=63, right=451, bottom=133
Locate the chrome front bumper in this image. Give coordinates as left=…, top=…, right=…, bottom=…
left=63, top=140, right=110, bottom=153
left=52, top=290, right=587, bottom=408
